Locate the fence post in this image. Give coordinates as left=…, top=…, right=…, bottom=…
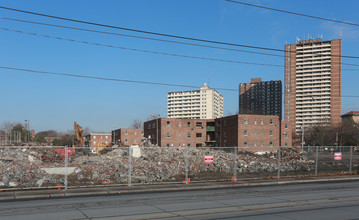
left=277, top=146, right=281, bottom=179
left=233, top=146, right=238, bottom=181
left=128, top=146, right=132, bottom=186
left=315, top=146, right=319, bottom=176
left=350, top=146, right=353, bottom=173
left=65, top=145, right=68, bottom=190
left=185, top=146, right=189, bottom=184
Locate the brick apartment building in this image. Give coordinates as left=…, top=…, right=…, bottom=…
left=144, top=118, right=216, bottom=147
left=111, top=128, right=144, bottom=146
left=144, top=115, right=292, bottom=150
left=215, top=115, right=291, bottom=149
left=284, top=38, right=342, bottom=133
left=85, top=133, right=111, bottom=150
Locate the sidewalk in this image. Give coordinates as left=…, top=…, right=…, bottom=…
left=1, top=175, right=359, bottom=201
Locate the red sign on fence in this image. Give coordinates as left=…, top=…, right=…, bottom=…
left=334, top=152, right=342, bottom=160
left=204, top=155, right=214, bottom=164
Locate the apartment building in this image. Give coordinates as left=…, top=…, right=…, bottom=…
left=85, top=133, right=111, bottom=149
left=284, top=38, right=342, bottom=132
left=215, top=114, right=291, bottom=150
left=111, top=128, right=144, bottom=146
left=167, top=83, right=223, bottom=119
left=144, top=118, right=216, bottom=147
left=144, top=115, right=292, bottom=150
left=239, top=78, right=282, bottom=118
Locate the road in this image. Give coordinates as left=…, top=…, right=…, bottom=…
left=1, top=181, right=359, bottom=219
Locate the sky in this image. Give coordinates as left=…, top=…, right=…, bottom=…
left=0, top=0, right=359, bottom=133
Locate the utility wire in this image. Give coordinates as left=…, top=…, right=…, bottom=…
left=0, top=17, right=284, bottom=58
left=1, top=6, right=359, bottom=59
left=226, top=0, right=359, bottom=27
left=1, top=66, right=359, bottom=97
left=2, top=26, right=359, bottom=69
left=0, top=27, right=282, bottom=67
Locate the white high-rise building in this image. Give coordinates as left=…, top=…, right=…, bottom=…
left=167, top=83, right=223, bottom=119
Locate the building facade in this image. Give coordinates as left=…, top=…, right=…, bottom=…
left=85, top=133, right=111, bottom=149
left=215, top=114, right=291, bottom=150
left=111, top=128, right=144, bottom=146
left=341, top=111, right=359, bottom=124
left=239, top=78, right=282, bottom=118
left=144, top=115, right=292, bottom=150
left=284, top=38, right=342, bottom=133
left=167, top=83, right=223, bottom=119
left=144, top=118, right=216, bottom=147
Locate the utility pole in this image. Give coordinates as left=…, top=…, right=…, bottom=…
left=301, top=124, right=305, bottom=151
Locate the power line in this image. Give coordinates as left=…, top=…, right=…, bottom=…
left=0, top=17, right=284, bottom=58
left=1, top=6, right=359, bottom=59
left=1, top=66, right=359, bottom=97
left=2, top=26, right=359, bottom=69
left=0, top=27, right=282, bottom=67
left=226, top=0, right=359, bottom=27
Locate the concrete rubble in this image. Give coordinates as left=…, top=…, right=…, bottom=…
left=0, top=146, right=315, bottom=188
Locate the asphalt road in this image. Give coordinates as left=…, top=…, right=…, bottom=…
left=1, top=181, right=359, bottom=219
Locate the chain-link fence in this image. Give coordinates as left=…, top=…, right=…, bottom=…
left=0, top=145, right=357, bottom=190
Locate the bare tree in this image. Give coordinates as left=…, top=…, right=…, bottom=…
left=131, top=119, right=143, bottom=129
left=147, top=114, right=160, bottom=120
left=0, top=121, right=18, bottom=131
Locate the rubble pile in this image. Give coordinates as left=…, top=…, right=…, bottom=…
left=0, top=146, right=314, bottom=188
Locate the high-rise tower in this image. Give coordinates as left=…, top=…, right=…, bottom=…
left=284, top=38, right=342, bottom=133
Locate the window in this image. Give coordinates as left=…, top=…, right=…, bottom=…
left=270, top=130, right=273, bottom=136
left=141, top=131, right=144, bottom=135
left=105, top=136, right=108, bottom=139
left=261, top=129, right=264, bottom=135
left=224, top=120, right=227, bottom=126
left=179, top=122, right=181, bottom=127
left=179, top=133, right=182, bottom=137
left=244, top=130, right=248, bottom=136
left=244, top=118, right=248, bottom=124
left=261, top=118, right=263, bottom=124
left=285, top=123, right=288, bottom=129
left=270, top=141, right=273, bottom=147
left=148, top=124, right=151, bottom=129
left=187, top=143, right=191, bottom=147
left=166, top=132, right=170, bottom=138
left=93, top=136, right=96, bottom=139
left=254, top=141, right=257, bottom=147
left=153, top=122, right=156, bottom=128
left=167, top=121, right=171, bottom=127
left=196, top=122, right=202, bottom=127
left=125, top=131, right=128, bottom=135
left=285, top=142, right=288, bottom=146
left=254, top=118, right=257, bottom=124
left=105, top=141, right=108, bottom=144
left=244, top=142, right=248, bottom=147
left=187, top=132, right=191, bottom=137
left=254, top=130, right=257, bottom=135
left=94, top=141, right=96, bottom=144
left=196, top=133, right=202, bottom=138
left=134, top=139, right=137, bottom=144
left=125, top=139, right=128, bottom=143
left=166, top=144, right=170, bottom=147
left=270, top=119, right=273, bottom=125
left=187, top=122, right=191, bottom=127
left=134, top=131, right=137, bottom=135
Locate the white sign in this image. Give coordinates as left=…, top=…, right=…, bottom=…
left=204, top=155, right=214, bottom=164
left=334, top=152, right=342, bottom=160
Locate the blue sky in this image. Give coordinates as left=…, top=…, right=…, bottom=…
left=1, top=0, right=358, bottom=132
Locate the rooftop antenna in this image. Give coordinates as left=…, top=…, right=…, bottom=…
left=339, top=31, right=342, bottom=39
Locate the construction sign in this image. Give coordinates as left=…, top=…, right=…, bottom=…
left=334, top=152, right=342, bottom=160
left=204, top=155, right=214, bottom=164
